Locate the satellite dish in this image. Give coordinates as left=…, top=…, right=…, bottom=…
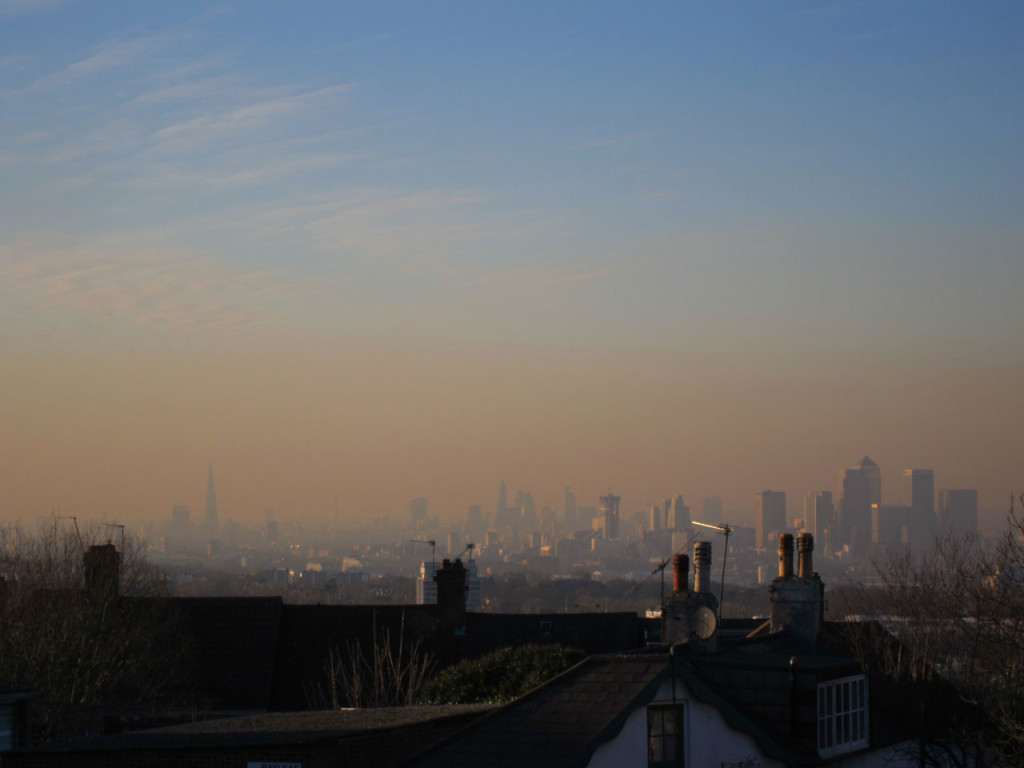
left=695, top=606, right=718, bottom=640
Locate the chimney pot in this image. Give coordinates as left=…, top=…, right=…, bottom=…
left=672, top=553, right=689, bottom=592
left=694, top=541, right=712, bottom=594
left=797, top=533, right=814, bottom=578
left=778, top=534, right=794, bottom=579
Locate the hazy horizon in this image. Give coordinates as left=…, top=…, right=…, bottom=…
left=2, top=2, right=1021, bottom=527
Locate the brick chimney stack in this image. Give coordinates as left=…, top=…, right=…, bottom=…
left=433, top=558, right=468, bottom=632
left=672, top=553, right=689, bottom=593
left=797, top=532, right=813, bottom=578
left=662, top=543, right=718, bottom=649
left=769, top=533, right=825, bottom=648
left=778, top=533, right=794, bottom=578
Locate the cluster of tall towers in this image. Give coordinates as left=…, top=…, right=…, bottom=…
left=756, top=457, right=979, bottom=558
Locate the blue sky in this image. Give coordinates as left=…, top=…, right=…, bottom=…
left=1, top=1, right=1022, bottom=522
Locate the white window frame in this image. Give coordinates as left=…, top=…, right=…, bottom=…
left=817, top=674, right=869, bottom=758
left=647, top=702, right=685, bottom=767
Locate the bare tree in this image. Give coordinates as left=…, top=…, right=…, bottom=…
left=0, top=521, right=188, bottom=741
left=833, top=496, right=1024, bottom=766
left=306, top=611, right=433, bottom=709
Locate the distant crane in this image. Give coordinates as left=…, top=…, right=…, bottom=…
left=692, top=520, right=733, bottom=622
left=455, top=542, right=475, bottom=562
left=56, top=513, right=84, bottom=552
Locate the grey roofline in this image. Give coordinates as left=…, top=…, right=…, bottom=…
left=398, top=653, right=672, bottom=768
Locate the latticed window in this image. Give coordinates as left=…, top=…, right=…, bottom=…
left=817, top=675, right=869, bottom=757
left=648, top=704, right=684, bottom=766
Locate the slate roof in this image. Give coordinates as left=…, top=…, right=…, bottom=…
left=406, top=653, right=669, bottom=768
left=5, top=706, right=494, bottom=768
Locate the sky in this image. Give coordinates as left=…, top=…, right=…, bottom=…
left=1, top=1, right=1022, bottom=528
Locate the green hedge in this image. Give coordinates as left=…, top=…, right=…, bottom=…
left=418, top=643, right=585, bottom=705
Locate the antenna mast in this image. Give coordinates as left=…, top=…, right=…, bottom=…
left=692, top=520, right=732, bottom=621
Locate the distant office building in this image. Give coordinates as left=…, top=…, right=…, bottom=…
left=578, top=505, right=597, bottom=526
left=495, top=480, right=509, bottom=528
left=171, top=504, right=190, bottom=539
left=904, top=468, right=935, bottom=526
left=871, top=504, right=911, bottom=551
left=803, top=491, right=834, bottom=548
left=540, top=506, right=557, bottom=532
left=755, top=491, right=786, bottom=550
left=667, top=495, right=689, bottom=531
left=701, top=495, right=723, bottom=525
left=204, top=466, right=219, bottom=537
left=840, top=459, right=877, bottom=554
left=649, top=504, right=662, bottom=533
left=600, top=493, right=621, bottom=539
left=858, top=456, right=882, bottom=507
left=939, top=489, right=979, bottom=538
left=409, top=497, right=428, bottom=527
left=514, top=490, right=536, bottom=530
left=466, top=504, right=484, bottom=539
left=564, top=487, right=577, bottom=528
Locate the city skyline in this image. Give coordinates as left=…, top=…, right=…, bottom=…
left=2, top=3, right=1022, bottom=526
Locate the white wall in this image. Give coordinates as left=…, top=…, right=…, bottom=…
left=587, top=679, right=786, bottom=768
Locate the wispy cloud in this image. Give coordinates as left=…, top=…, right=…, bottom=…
left=147, top=84, right=353, bottom=154
left=0, top=236, right=322, bottom=341
left=22, top=30, right=188, bottom=92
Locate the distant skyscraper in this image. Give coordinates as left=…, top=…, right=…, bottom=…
left=755, top=490, right=786, bottom=550
left=840, top=458, right=878, bottom=554
left=858, top=456, right=882, bottom=507
left=649, top=504, right=662, bottom=532
left=514, top=489, right=536, bottom=530
left=939, top=489, right=978, bottom=538
left=803, top=491, right=834, bottom=548
left=409, top=497, right=428, bottom=527
left=701, top=495, right=723, bottom=525
left=564, top=486, right=577, bottom=528
left=204, top=466, right=219, bottom=537
left=495, top=480, right=509, bottom=528
left=904, top=469, right=936, bottom=543
left=667, top=495, right=689, bottom=531
left=871, top=503, right=911, bottom=550
left=600, top=493, right=621, bottom=539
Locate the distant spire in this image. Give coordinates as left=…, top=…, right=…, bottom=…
left=204, top=465, right=219, bottom=535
